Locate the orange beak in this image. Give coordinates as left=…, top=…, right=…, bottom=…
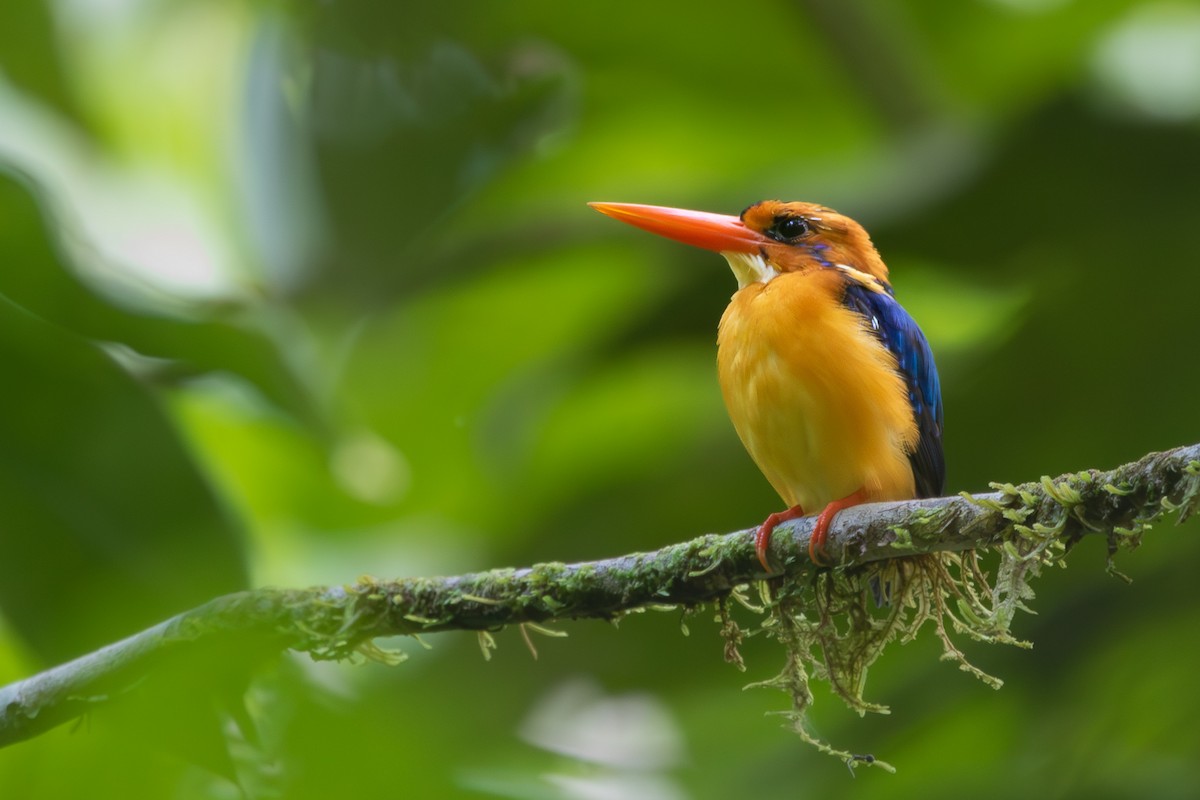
left=589, top=202, right=764, bottom=254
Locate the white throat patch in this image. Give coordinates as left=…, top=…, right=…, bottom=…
left=720, top=251, right=779, bottom=289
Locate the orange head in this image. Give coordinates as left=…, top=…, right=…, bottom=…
left=589, top=200, right=891, bottom=292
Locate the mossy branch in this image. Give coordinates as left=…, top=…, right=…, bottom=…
left=2, top=443, right=1197, bottom=754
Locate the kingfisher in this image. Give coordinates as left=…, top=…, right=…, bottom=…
left=589, top=200, right=944, bottom=572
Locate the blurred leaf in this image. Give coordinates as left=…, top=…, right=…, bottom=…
left=306, top=39, right=576, bottom=299
left=0, top=0, right=78, bottom=122
left=523, top=343, right=725, bottom=519
left=341, top=243, right=676, bottom=535
left=0, top=173, right=323, bottom=431
left=0, top=293, right=247, bottom=664
left=888, top=262, right=1031, bottom=359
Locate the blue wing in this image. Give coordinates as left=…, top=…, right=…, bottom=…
left=842, top=282, right=945, bottom=498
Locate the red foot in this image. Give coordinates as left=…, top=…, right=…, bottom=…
left=808, top=488, right=869, bottom=565
left=755, top=505, right=806, bottom=573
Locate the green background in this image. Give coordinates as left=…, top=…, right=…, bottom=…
left=2, top=0, right=1199, bottom=797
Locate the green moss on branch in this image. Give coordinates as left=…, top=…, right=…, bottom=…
left=1, top=443, right=1197, bottom=758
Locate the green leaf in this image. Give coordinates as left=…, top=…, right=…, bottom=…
left=0, top=295, right=247, bottom=664
left=0, top=173, right=321, bottom=430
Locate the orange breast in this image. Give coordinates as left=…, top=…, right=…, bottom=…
left=716, top=270, right=918, bottom=511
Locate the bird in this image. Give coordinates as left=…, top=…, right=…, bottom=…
left=589, top=200, right=944, bottom=573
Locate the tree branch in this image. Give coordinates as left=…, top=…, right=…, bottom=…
left=2, top=442, right=1198, bottom=749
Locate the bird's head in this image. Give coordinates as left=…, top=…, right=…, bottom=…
left=590, top=200, right=891, bottom=292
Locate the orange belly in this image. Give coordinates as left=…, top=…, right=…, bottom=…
left=716, top=270, right=918, bottom=511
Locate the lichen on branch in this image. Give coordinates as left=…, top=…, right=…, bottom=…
left=1, top=443, right=1197, bottom=764
left=731, top=445, right=1200, bottom=770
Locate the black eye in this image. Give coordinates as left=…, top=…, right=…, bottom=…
left=770, top=215, right=811, bottom=241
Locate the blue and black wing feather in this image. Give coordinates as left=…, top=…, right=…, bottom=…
left=842, top=283, right=945, bottom=498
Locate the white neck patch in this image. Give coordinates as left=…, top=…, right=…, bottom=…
left=834, top=263, right=887, bottom=294
left=720, top=251, right=779, bottom=289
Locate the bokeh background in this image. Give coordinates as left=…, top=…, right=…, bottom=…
left=2, top=0, right=1199, bottom=797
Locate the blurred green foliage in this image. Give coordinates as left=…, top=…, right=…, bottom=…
left=2, top=0, right=1199, bottom=797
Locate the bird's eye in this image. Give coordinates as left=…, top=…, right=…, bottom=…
left=769, top=216, right=811, bottom=242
